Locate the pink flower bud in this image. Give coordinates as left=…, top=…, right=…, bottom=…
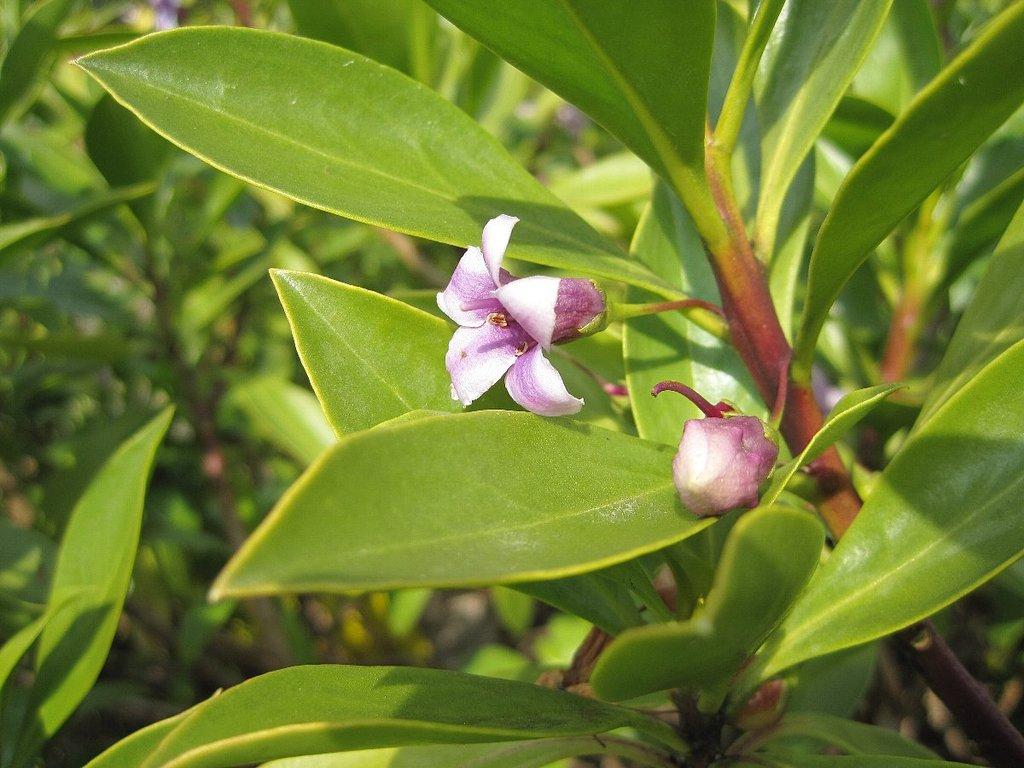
left=674, top=415, right=778, bottom=517
left=652, top=381, right=778, bottom=518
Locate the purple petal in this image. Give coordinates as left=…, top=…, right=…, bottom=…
left=494, top=275, right=560, bottom=347
left=505, top=345, right=583, bottom=417
left=481, top=214, right=518, bottom=285
left=436, top=247, right=502, bottom=327
left=446, top=320, right=531, bottom=407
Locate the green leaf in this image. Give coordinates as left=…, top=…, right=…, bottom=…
left=211, top=411, right=710, bottom=598
left=761, top=384, right=901, bottom=505
left=228, top=376, right=335, bottom=465
left=272, top=270, right=459, bottom=435
left=624, top=181, right=763, bottom=449
left=547, top=152, right=652, bottom=210
left=77, top=28, right=673, bottom=296
left=755, top=712, right=935, bottom=759
left=945, top=166, right=1024, bottom=282
left=512, top=572, right=642, bottom=636
left=755, top=0, right=891, bottom=251
left=590, top=506, right=824, bottom=701
left=793, top=4, right=1024, bottom=376
left=851, top=0, right=942, bottom=115
left=920, top=201, right=1024, bottom=423
left=762, top=339, right=1024, bottom=676
left=287, top=0, right=437, bottom=79
left=12, top=409, right=173, bottom=766
left=424, top=0, right=719, bottom=225
left=0, top=183, right=156, bottom=268
left=0, top=610, right=49, bottom=695
left=125, top=665, right=674, bottom=768
left=261, top=736, right=673, bottom=768
left=84, top=710, right=192, bottom=768
left=0, top=0, right=74, bottom=125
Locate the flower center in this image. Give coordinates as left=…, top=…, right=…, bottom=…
left=487, top=312, right=508, bottom=328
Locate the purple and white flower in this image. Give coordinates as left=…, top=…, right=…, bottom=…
left=436, top=215, right=606, bottom=417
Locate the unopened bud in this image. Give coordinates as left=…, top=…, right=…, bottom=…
left=495, top=276, right=606, bottom=348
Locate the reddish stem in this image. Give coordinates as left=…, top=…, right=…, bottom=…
left=652, top=381, right=728, bottom=418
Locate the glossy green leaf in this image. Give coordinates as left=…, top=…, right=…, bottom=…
left=425, top=0, right=716, bottom=212
left=755, top=712, right=934, bottom=759
left=945, top=166, right=1024, bottom=282
left=126, top=665, right=675, bottom=768
left=761, top=384, right=901, bottom=505
left=794, top=4, right=1024, bottom=375
left=0, top=183, right=156, bottom=267
left=590, top=506, right=824, bottom=700
left=0, top=610, right=49, bottom=694
left=547, top=152, right=651, bottom=210
left=212, top=411, right=710, bottom=598
left=513, top=572, right=642, bottom=636
left=77, top=28, right=675, bottom=296
left=228, top=377, right=334, bottom=465
left=262, top=736, right=673, bottom=768
left=851, top=0, right=942, bottom=114
left=624, top=181, right=763, bottom=450
left=12, top=409, right=173, bottom=766
left=921, top=201, right=1024, bottom=423
left=272, top=270, right=459, bottom=435
left=0, top=0, right=73, bottom=124
left=755, top=0, right=891, bottom=250
left=85, top=94, right=170, bottom=190
left=763, top=340, right=1024, bottom=676
left=82, top=708, right=197, bottom=768
left=287, top=0, right=436, bottom=80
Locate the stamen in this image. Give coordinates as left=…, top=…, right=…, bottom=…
left=514, top=341, right=529, bottom=356
left=487, top=312, right=508, bottom=328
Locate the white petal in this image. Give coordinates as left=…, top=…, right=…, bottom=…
left=436, top=247, right=502, bottom=327
left=494, top=275, right=560, bottom=348
left=446, top=322, right=528, bottom=407
left=481, top=214, right=519, bottom=285
left=505, top=346, right=583, bottom=417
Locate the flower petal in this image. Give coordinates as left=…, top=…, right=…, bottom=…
left=446, top=321, right=530, bottom=407
left=481, top=214, right=519, bottom=285
left=436, top=247, right=502, bottom=327
left=494, top=275, right=560, bottom=347
left=505, top=345, right=583, bottom=417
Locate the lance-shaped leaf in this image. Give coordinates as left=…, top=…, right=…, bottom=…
left=752, top=713, right=935, bottom=759
left=761, top=384, right=901, bottom=506
left=76, top=28, right=675, bottom=297
left=272, top=270, right=459, bottom=436
left=793, top=4, right=1024, bottom=375
left=590, top=506, right=824, bottom=701
left=424, top=0, right=717, bottom=214
left=84, top=710, right=191, bottom=768
left=754, top=0, right=891, bottom=250
left=755, top=756, right=975, bottom=768
left=211, top=411, right=709, bottom=598
left=228, top=377, right=335, bottom=465
left=123, top=665, right=677, bottom=768
left=920, top=201, right=1024, bottom=424
left=259, top=736, right=676, bottom=768
left=12, top=409, right=173, bottom=766
left=762, top=339, right=1024, bottom=676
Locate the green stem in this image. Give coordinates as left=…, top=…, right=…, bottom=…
left=714, top=0, right=787, bottom=160
left=610, top=299, right=729, bottom=340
